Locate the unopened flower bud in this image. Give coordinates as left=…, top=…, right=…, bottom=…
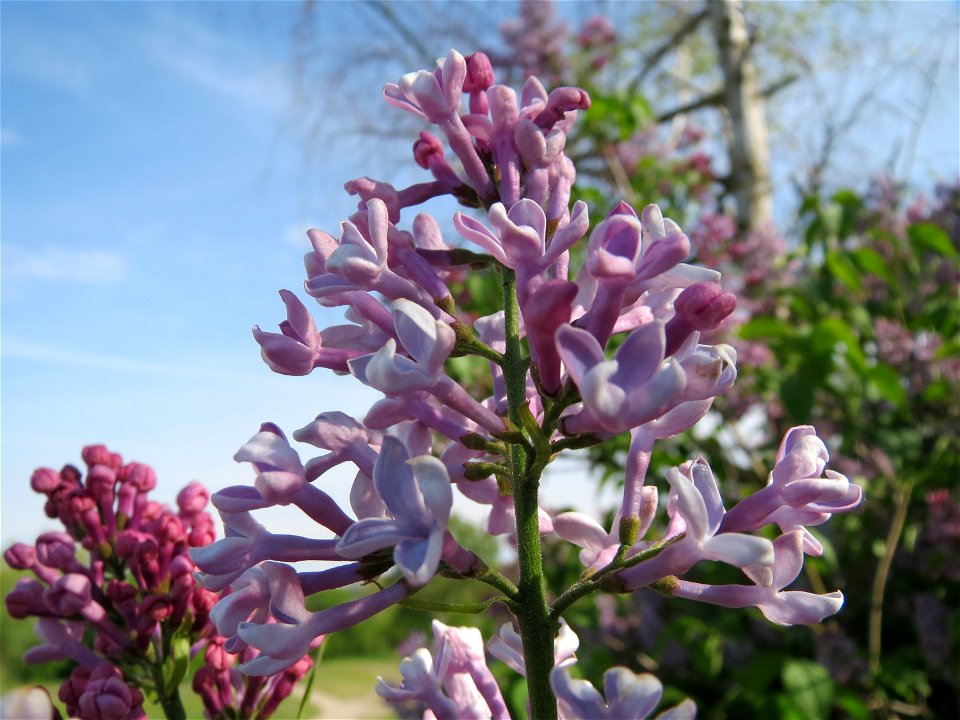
left=30, top=468, right=59, bottom=494
left=177, top=480, right=209, bottom=516
left=43, top=574, right=93, bottom=616
left=463, top=52, right=494, bottom=92
left=35, top=532, right=76, bottom=571
left=4, top=543, right=37, bottom=570
left=119, top=462, right=157, bottom=491
left=5, top=578, right=47, bottom=619
left=413, top=131, right=445, bottom=169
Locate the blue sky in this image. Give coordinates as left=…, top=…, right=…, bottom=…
left=2, top=1, right=957, bottom=548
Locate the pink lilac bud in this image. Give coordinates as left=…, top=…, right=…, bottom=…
left=60, top=665, right=94, bottom=717
left=82, top=445, right=119, bottom=470
left=664, top=281, right=736, bottom=356
left=35, top=532, right=79, bottom=572
left=6, top=578, right=50, bottom=619
left=414, top=131, right=446, bottom=169
left=4, top=543, right=38, bottom=570
left=463, top=52, right=494, bottom=93
left=43, top=573, right=93, bottom=616
left=78, top=662, right=144, bottom=720
left=188, top=513, right=217, bottom=547
left=176, top=480, right=209, bottom=516
left=30, top=467, right=60, bottom=494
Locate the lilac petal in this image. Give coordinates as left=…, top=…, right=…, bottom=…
left=772, top=435, right=829, bottom=486
left=394, top=299, right=455, bottom=375
left=488, top=623, right=526, bottom=675
left=253, top=327, right=317, bottom=376
left=395, top=531, right=444, bottom=587
left=646, top=399, right=713, bottom=439
left=293, top=411, right=367, bottom=451
left=238, top=619, right=314, bottom=664
left=666, top=467, right=709, bottom=542
left=610, top=321, right=666, bottom=389
left=635, top=231, right=690, bottom=281
left=550, top=667, right=606, bottom=719
left=702, top=533, right=775, bottom=568
left=768, top=531, right=806, bottom=589
left=775, top=425, right=817, bottom=464
left=689, top=458, right=725, bottom=533
left=407, top=456, right=453, bottom=522
left=255, top=470, right=305, bottom=505
left=375, top=437, right=429, bottom=526
left=581, top=363, right=627, bottom=422
left=347, top=353, right=374, bottom=385
left=190, top=536, right=253, bottom=575
left=759, top=590, right=845, bottom=626
left=262, top=561, right=311, bottom=624
left=641, top=204, right=665, bottom=243
left=453, top=212, right=509, bottom=263
left=781, top=475, right=851, bottom=506
left=383, top=83, right=428, bottom=119
left=543, top=201, right=589, bottom=267
left=552, top=512, right=610, bottom=555
left=350, top=470, right=389, bottom=520
left=212, top=485, right=270, bottom=512
left=623, top=360, right=687, bottom=427
left=555, top=324, right=604, bottom=387
left=656, top=699, right=698, bottom=720
left=605, top=668, right=662, bottom=719
left=366, top=340, right=433, bottom=392
left=337, top=518, right=415, bottom=558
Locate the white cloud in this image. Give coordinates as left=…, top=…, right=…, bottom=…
left=2, top=245, right=126, bottom=283
left=135, top=14, right=287, bottom=117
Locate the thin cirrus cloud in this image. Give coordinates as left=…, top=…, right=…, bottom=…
left=2, top=244, right=126, bottom=284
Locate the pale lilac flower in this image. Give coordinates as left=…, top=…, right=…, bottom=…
left=23, top=617, right=100, bottom=667
left=234, top=423, right=306, bottom=505
left=671, top=530, right=845, bottom=625
left=619, top=459, right=774, bottom=590
left=720, top=426, right=863, bottom=555
left=377, top=648, right=462, bottom=719
left=239, top=581, right=409, bottom=676
left=353, top=299, right=455, bottom=393
left=550, top=665, right=696, bottom=720
left=488, top=619, right=578, bottom=676
left=553, top=490, right=656, bottom=570
left=253, top=290, right=360, bottom=375
left=557, top=321, right=686, bottom=436
left=191, top=511, right=340, bottom=592
left=337, top=437, right=452, bottom=587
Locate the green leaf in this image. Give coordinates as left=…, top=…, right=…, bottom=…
left=781, top=659, right=835, bottom=720
left=296, top=639, right=326, bottom=720
left=850, top=246, right=894, bottom=282
left=162, top=618, right=192, bottom=697
left=825, top=250, right=863, bottom=291
left=868, top=363, right=908, bottom=407
left=738, top=316, right=796, bottom=341
left=812, top=317, right=867, bottom=372
left=908, top=221, right=958, bottom=259
left=781, top=372, right=815, bottom=423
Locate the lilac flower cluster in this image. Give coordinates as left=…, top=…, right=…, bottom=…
left=191, top=48, right=862, bottom=718
left=3, top=446, right=309, bottom=720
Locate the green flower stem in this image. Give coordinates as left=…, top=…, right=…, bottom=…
left=400, top=596, right=515, bottom=615
left=502, top=268, right=558, bottom=720
left=548, top=533, right=686, bottom=622
left=151, top=664, right=186, bottom=720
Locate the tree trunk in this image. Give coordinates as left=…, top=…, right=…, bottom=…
left=709, top=0, right=773, bottom=230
